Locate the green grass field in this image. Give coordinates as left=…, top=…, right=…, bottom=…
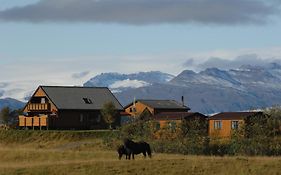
left=0, top=130, right=280, bottom=175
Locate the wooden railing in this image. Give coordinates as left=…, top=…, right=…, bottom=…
left=27, top=103, right=50, bottom=111
left=19, top=115, right=48, bottom=129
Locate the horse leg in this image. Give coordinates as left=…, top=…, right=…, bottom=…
left=132, top=154, right=135, bottom=160
left=143, top=152, right=147, bottom=158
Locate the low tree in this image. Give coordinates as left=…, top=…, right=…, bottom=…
left=0, top=107, right=10, bottom=126
left=101, top=102, right=117, bottom=129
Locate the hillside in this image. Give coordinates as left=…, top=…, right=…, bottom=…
left=0, top=98, right=25, bottom=110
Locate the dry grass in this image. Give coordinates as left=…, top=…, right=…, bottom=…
left=0, top=139, right=281, bottom=175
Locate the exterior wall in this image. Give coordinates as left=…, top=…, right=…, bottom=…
left=209, top=119, right=244, bottom=138
left=125, top=102, right=154, bottom=117
left=49, top=110, right=121, bottom=130
left=158, top=120, right=181, bottom=128
left=23, top=87, right=58, bottom=113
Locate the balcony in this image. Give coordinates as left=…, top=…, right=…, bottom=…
left=27, top=103, right=50, bottom=111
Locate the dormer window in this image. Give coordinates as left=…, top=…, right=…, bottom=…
left=83, top=98, right=93, bottom=104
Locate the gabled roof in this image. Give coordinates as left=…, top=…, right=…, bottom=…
left=154, top=112, right=206, bottom=121
left=40, top=86, right=123, bottom=110
left=125, top=99, right=190, bottom=110
left=209, top=112, right=262, bottom=120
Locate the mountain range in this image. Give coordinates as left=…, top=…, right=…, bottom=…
left=85, top=63, right=281, bottom=114
left=1, top=63, right=281, bottom=114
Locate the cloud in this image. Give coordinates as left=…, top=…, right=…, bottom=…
left=72, top=71, right=90, bottom=79
left=192, top=54, right=281, bottom=70
left=109, top=79, right=150, bottom=89
left=0, top=0, right=279, bottom=25
left=183, top=58, right=194, bottom=67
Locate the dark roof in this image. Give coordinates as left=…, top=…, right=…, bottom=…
left=154, top=112, right=206, bottom=121
left=125, top=99, right=190, bottom=110
left=209, top=112, right=262, bottom=120
left=40, top=86, right=123, bottom=110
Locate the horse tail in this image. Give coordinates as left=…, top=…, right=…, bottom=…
left=146, top=143, right=152, bottom=158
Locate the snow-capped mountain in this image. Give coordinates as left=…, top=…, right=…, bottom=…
left=111, top=63, right=281, bottom=114
left=83, top=71, right=175, bottom=93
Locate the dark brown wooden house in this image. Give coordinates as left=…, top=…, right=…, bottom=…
left=19, top=86, right=123, bottom=130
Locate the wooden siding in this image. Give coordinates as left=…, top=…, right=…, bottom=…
left=125, top=102, right=154, bottom=117
left=209, top=119, right=244, bottom=138
left=18, top=115, right=48, bottom=128
left=47, top=110, right=121, bottom=130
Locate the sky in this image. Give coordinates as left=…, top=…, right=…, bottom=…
left=0, top=0, right=281, bottom=98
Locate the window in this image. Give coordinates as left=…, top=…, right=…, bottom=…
left=231, top=121, right=239, bottom=129
left=83, top=98, right=93, bottom=104
left=129, top=107, right=136, bottom=113
left=41, top=98, right=45, bottom=104
left=80, top=114, right=84, bottom=123
left=214, top=120, right=222, bottom=130
left=96, top=115, right=101, bottom=122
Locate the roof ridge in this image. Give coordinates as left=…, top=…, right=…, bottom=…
left=40, top=85, right=109, bottom=89
left=138, top=99, right=177, bottom=101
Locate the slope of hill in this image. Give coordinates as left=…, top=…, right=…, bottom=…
left=0, top=98, right=25, bottom=110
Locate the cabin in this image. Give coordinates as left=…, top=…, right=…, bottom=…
left=19, top=86, right=123, bottom=130
left=154, top=112, right=207, bottom=129
left=124, top=99, right=190, bottom=118
left=208, top=112, right=262, bottom=138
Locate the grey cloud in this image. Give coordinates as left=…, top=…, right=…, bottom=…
left=0, top=0, right=279, bottom=25
left=183, top=58, right=194, bottom=67
left=197, top=54, right=281, bottom=70
left=72, top=71, right=90, bottom=79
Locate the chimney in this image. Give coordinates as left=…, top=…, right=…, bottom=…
left=181, top=96, right=185, bottom=106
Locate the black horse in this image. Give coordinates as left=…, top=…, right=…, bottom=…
left=117, top=145, right=132, bottom=160
left=123, top=139, right=152, bottom=159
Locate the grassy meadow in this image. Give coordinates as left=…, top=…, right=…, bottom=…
left=0, top=130, right=280, bottom=175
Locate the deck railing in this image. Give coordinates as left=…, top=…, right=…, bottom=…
left=27, top=103, right=50, bottom=111
left=18, top=115, right=48, bottom=129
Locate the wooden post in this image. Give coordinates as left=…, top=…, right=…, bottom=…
left=47, top=116, right=49, bottom=130
left=39, top=116, right=41, bottom=130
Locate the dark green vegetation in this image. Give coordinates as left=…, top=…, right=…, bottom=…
left=0, top=107, right=22, bottom=127
left=105, top=107, right=281, bottom=156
